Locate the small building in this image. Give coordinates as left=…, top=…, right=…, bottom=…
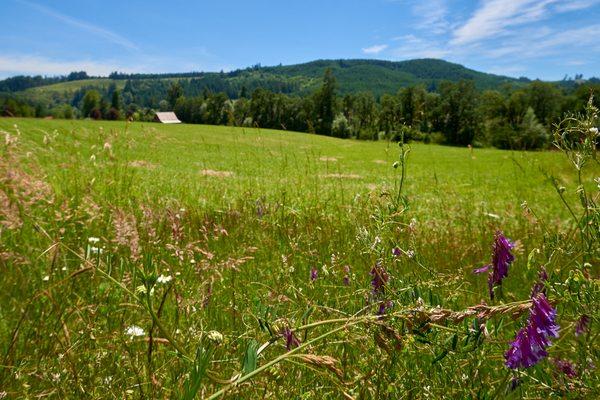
left=154, top=111, right=181, bottom=124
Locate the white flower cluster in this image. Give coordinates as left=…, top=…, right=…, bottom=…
left=125, top=325, right=145, bottom=337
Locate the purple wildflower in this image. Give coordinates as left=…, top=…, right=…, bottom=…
left=377, top=300, right=393, bottom=316
left=575, top=314, right=590, bottom=337
left=370, top=262, right=388, bottom=296
left=530, top=293, right=560, bottom=338
left=505, top=293, right=559, bottom=369
left=310, top=267, right=318, bottom=282
left=530, top=266, right=548, bottom=298
left=392, top=247, right=402, bottom=257
left=553, top=359, right=578, bottom=378
left=343, top=265, right=351, bottom=286
left=281, top=328, right=301, bottom=350
left=475, top=231, right=514, bottom=299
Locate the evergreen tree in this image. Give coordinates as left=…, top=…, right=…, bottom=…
left=111, top=90, right=121, bottom=110
left=313, top=68, right=337, bottom=135
left=81, top=90, right=101, bottom=118
left=167, top=82, right=183, bottom=108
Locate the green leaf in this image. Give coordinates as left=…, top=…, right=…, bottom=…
left=182, top=344, right=213, bottom=400
left=242, top=339, right=259, bottom=375
left=432, top=349, right=449, bottom=364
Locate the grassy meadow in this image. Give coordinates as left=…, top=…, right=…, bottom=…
left=0, top=118, right=598, bottom=398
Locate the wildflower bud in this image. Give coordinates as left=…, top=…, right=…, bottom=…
left=392, top=161, right=400, bottom=169
left=558, top=186, right=566, bottom=193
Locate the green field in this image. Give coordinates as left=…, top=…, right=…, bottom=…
left=0, top=118, right=598, bottom=398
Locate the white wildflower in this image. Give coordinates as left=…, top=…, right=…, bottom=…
left=135, top=285, right=153, bottom=295
left=42, top=275, right=50, bottom=281
left=90, top=154, right=96, bottom=162
left=590, top=127, right=598, bottom=134
left=125, top=325, right=145, bottom=337
left=90, top=246, right=103, bottom=255
left=157, top=275, right=173, bottom=284
left=206, top=330, right=224, bottom=344
left=406, top=250, right=415, bottom=258
left=88, top=237, right=100, bottom=244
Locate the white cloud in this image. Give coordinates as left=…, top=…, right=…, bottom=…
left=412, top=0, right=450, bottom=34
left=16, top=0, right=139, bottom=51
left=0, top=54, right=142, bottom=77
left=362, top=44, right=388, bottom=55
left=451, top=0, right=559, bottom=45
left=484, top=24, right=600, bottom=59
left=451, top=0, right=600, bottom=45
left=0, top=53, right=235, bottom=78
left=555, top=0, right=600, bottom=12
left=390, top=35, right=450, bottom=59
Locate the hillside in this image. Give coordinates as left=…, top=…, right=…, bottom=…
left=4, top=59, right=527, bottom=104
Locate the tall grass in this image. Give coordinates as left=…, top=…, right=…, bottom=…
left=0, top=110, right=598, bottom=398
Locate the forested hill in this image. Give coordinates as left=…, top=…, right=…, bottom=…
left=1, top=58, right=528, bottom=98
left=258, top=59, right=528, bottom=93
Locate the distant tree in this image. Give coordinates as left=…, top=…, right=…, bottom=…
left=313, top=68, right=337, bottom=135
left=90, top=108, right=102, bottom=120
left=331, top=114, right=351, bottom=138
left=204, top=92, right=229, bottom=125
left=158, top=100, right=170, bottom=112
left=518, top=107, right=548, bottom=149
left=111, top=90, right=122, bottom=110
left=239, top=85, right=248, bottom=99
left=67, top=71, right=89, bottom=81
left=99, top=98, right=109, bottom=119
left=167, top=82, right=183, bottom=108
left=81, top=90, right=101, bottom=118
left=439, top=81, right=480, bottom=145
left=379, top=94, right=401, bottom=136
left=106, top=107, right=120, bottom=120
left=526, top=81, right=561, bottom=126
left=352, top=92, right=377, bottom=139
left=398, top=86, right=426, bottom=127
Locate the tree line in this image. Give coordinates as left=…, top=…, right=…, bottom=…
left=2, top=68, right=599, bottom=149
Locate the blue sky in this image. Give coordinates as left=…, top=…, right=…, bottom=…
left=1, top=0, right=599, bottom=80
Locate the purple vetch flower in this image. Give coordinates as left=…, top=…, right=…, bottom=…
left=310, top=267, right=318, bottom=282
left=370, top=262, right=388, bottom=296
left=281, top=328, right=301, bottom=350
left=530, top=266, right=548, bottom=298
left=392, top=247, right=402, bottom=257
left=530, top=293, right=560, bottom=339
left=505, top=293, right=559, bottom=369
left=505, top=324, right=550, bottom=369
left=575, top=314, right=590, bottom=337
left=553, top=358, right=578, bottom=378
left=475, top=231, right=515, bottom=299
left=377, top=300, right=393, bottom=316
